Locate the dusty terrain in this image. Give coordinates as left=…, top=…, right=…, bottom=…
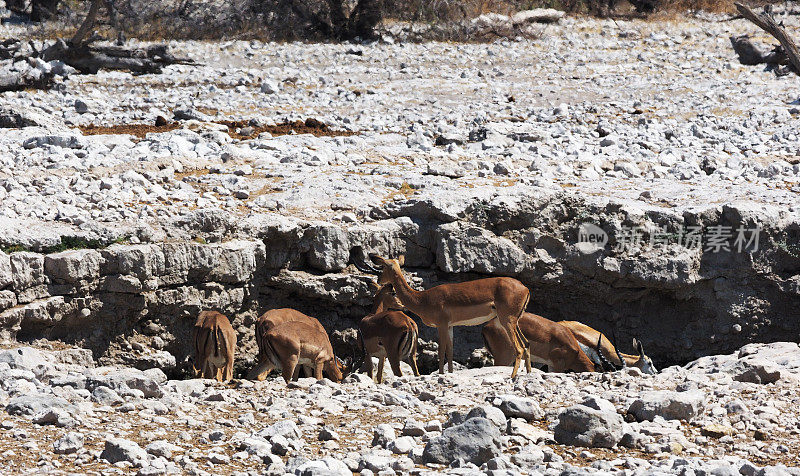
left=1, top=341, right=799, bottom=475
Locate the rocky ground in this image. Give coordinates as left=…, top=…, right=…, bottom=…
left=1, top=341, right=799, bottom=475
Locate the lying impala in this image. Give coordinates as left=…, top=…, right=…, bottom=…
left=358, top=283, right=420, bottom=383
left=482, top=312, right=598, bottom=372
left=248, top=309, right=348, bottom=383
left=355, top=253, right=531, bottom=378
left=559, top=321, right=658, bottom=374
left=193, top=310, right=237, bottom=382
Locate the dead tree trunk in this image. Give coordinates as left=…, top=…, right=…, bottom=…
left=734, top=2, right=800, bottom=76
left=0, top=68, right=55, bottom=92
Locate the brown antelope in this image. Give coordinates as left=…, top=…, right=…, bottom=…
left=482, top=312, right=598, bottom=373
left=354, top=253, right=531, bottom=378
left=193, top=310, right=237, bottom=383
left=251, top=308, right=327, bottom=379
left=558, top=321, right=657, bottom=374
left=248, top=309, right=348, bottom=383
left=358, top=283, right=420, bottom=383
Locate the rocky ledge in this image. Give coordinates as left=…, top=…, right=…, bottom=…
left=1, top=340, right=799, bottom=475
left=1, top=192, right=799, bottom=374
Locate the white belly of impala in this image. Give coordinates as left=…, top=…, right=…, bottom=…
left=455, top=313, right=496, bottom=327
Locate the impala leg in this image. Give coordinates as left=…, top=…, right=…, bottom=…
left=408, top=338, right=420, bottom=377
left=314, top=360, right=324, bottom=380
left=192, top=355, right=202, bottom=378
left=387, top=346, right=403, bottom=379
left=363, top=354, right=374, bottom=381
left=377, top=356, right=386, bottom=384
left=202, top=360, right=214, bottom=380
left=516, top=325, right=532, bottom=373
left=281, top=354, right=299, bottom=384
left=447, top=326, right=454, bottom=373
left=224, top=358, right=234, bottom=383
left=248, top=360, right=274, bottom=381
left=291, top=365, right=302, bottom=381
left=505, top=322, right=522, bottom=379
left=436, top=326, right=449, bottom=374
left=215, top=365, right=223, bottom=382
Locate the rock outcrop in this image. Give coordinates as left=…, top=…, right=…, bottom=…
left=1, top=196, right=798, bottom=373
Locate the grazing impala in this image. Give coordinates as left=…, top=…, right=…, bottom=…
left=482, top=312, right=597, bottom=373
left=248, top=309, right=348, bottom=383
left=559, top=321, right=657, bottom=374
left=193, top=311, right=236, bottom=382
left=358, top=283, right=420, bottom=383
left=251, top=309, right=328, bottom=379
left=355, top=253, right=531, bottom=378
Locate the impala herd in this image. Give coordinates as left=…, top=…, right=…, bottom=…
left=192, top=253, right=657, bottom=384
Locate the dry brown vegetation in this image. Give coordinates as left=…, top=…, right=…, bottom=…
left=15, top=0, right=793, bottom=43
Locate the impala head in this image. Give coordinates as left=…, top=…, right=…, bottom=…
left=372, top=282, right=403, bottom=314
left=632, top=338, right=657, bottom=374
left=324, top=356, right=346, bottom=382
left=369, top=254, right=404, bottom=286
left=352, top=250, right=404, bottom=283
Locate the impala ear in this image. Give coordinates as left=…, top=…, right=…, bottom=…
left=397, top=255, right=405, bottom=266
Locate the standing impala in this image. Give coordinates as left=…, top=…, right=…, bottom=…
left=482, top=312, right=597, bottom=373
left=355, top=253, right=531, bottom=378
left=358, top=283, right=420, bottom=383
left=559, top=321, right=657, bottom=374
left=193, top=311, right=236, bottom=383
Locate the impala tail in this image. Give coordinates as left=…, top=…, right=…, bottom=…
left=398, top=328, right=415, bottom=360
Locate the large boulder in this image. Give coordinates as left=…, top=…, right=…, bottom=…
left=628, top=390, right=705, bottom=422
left=0, top=251, right=11, bottom=289
left=53, top=432, right=85, bottom=454
left=0, top=347, right=52, bottom=377
left=101, top=438, right=148, bottom=466
left=554, top=397, right=624, bottom=448
left=9, top=252, right=46, bottom=291
left=435, top=222, right=528, bottom=275
left=44, top=249, right=102, bottom=284
left=6, top=394, right=74, bottom=417
left=257, top=420, right=302, bottom=440
left=491, top=394, right=543, bottom=420
left=733, top=358, right=782, bottom=384
left=422, top=417, right=502, bottom=465
left=85, top=367, right=164, bottom=398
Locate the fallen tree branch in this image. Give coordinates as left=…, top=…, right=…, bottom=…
left=0, top=68, right=55, bottom=92
left=734, top=2, right=800, bottom=76
left=40, top=39, right=196, bottom=74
